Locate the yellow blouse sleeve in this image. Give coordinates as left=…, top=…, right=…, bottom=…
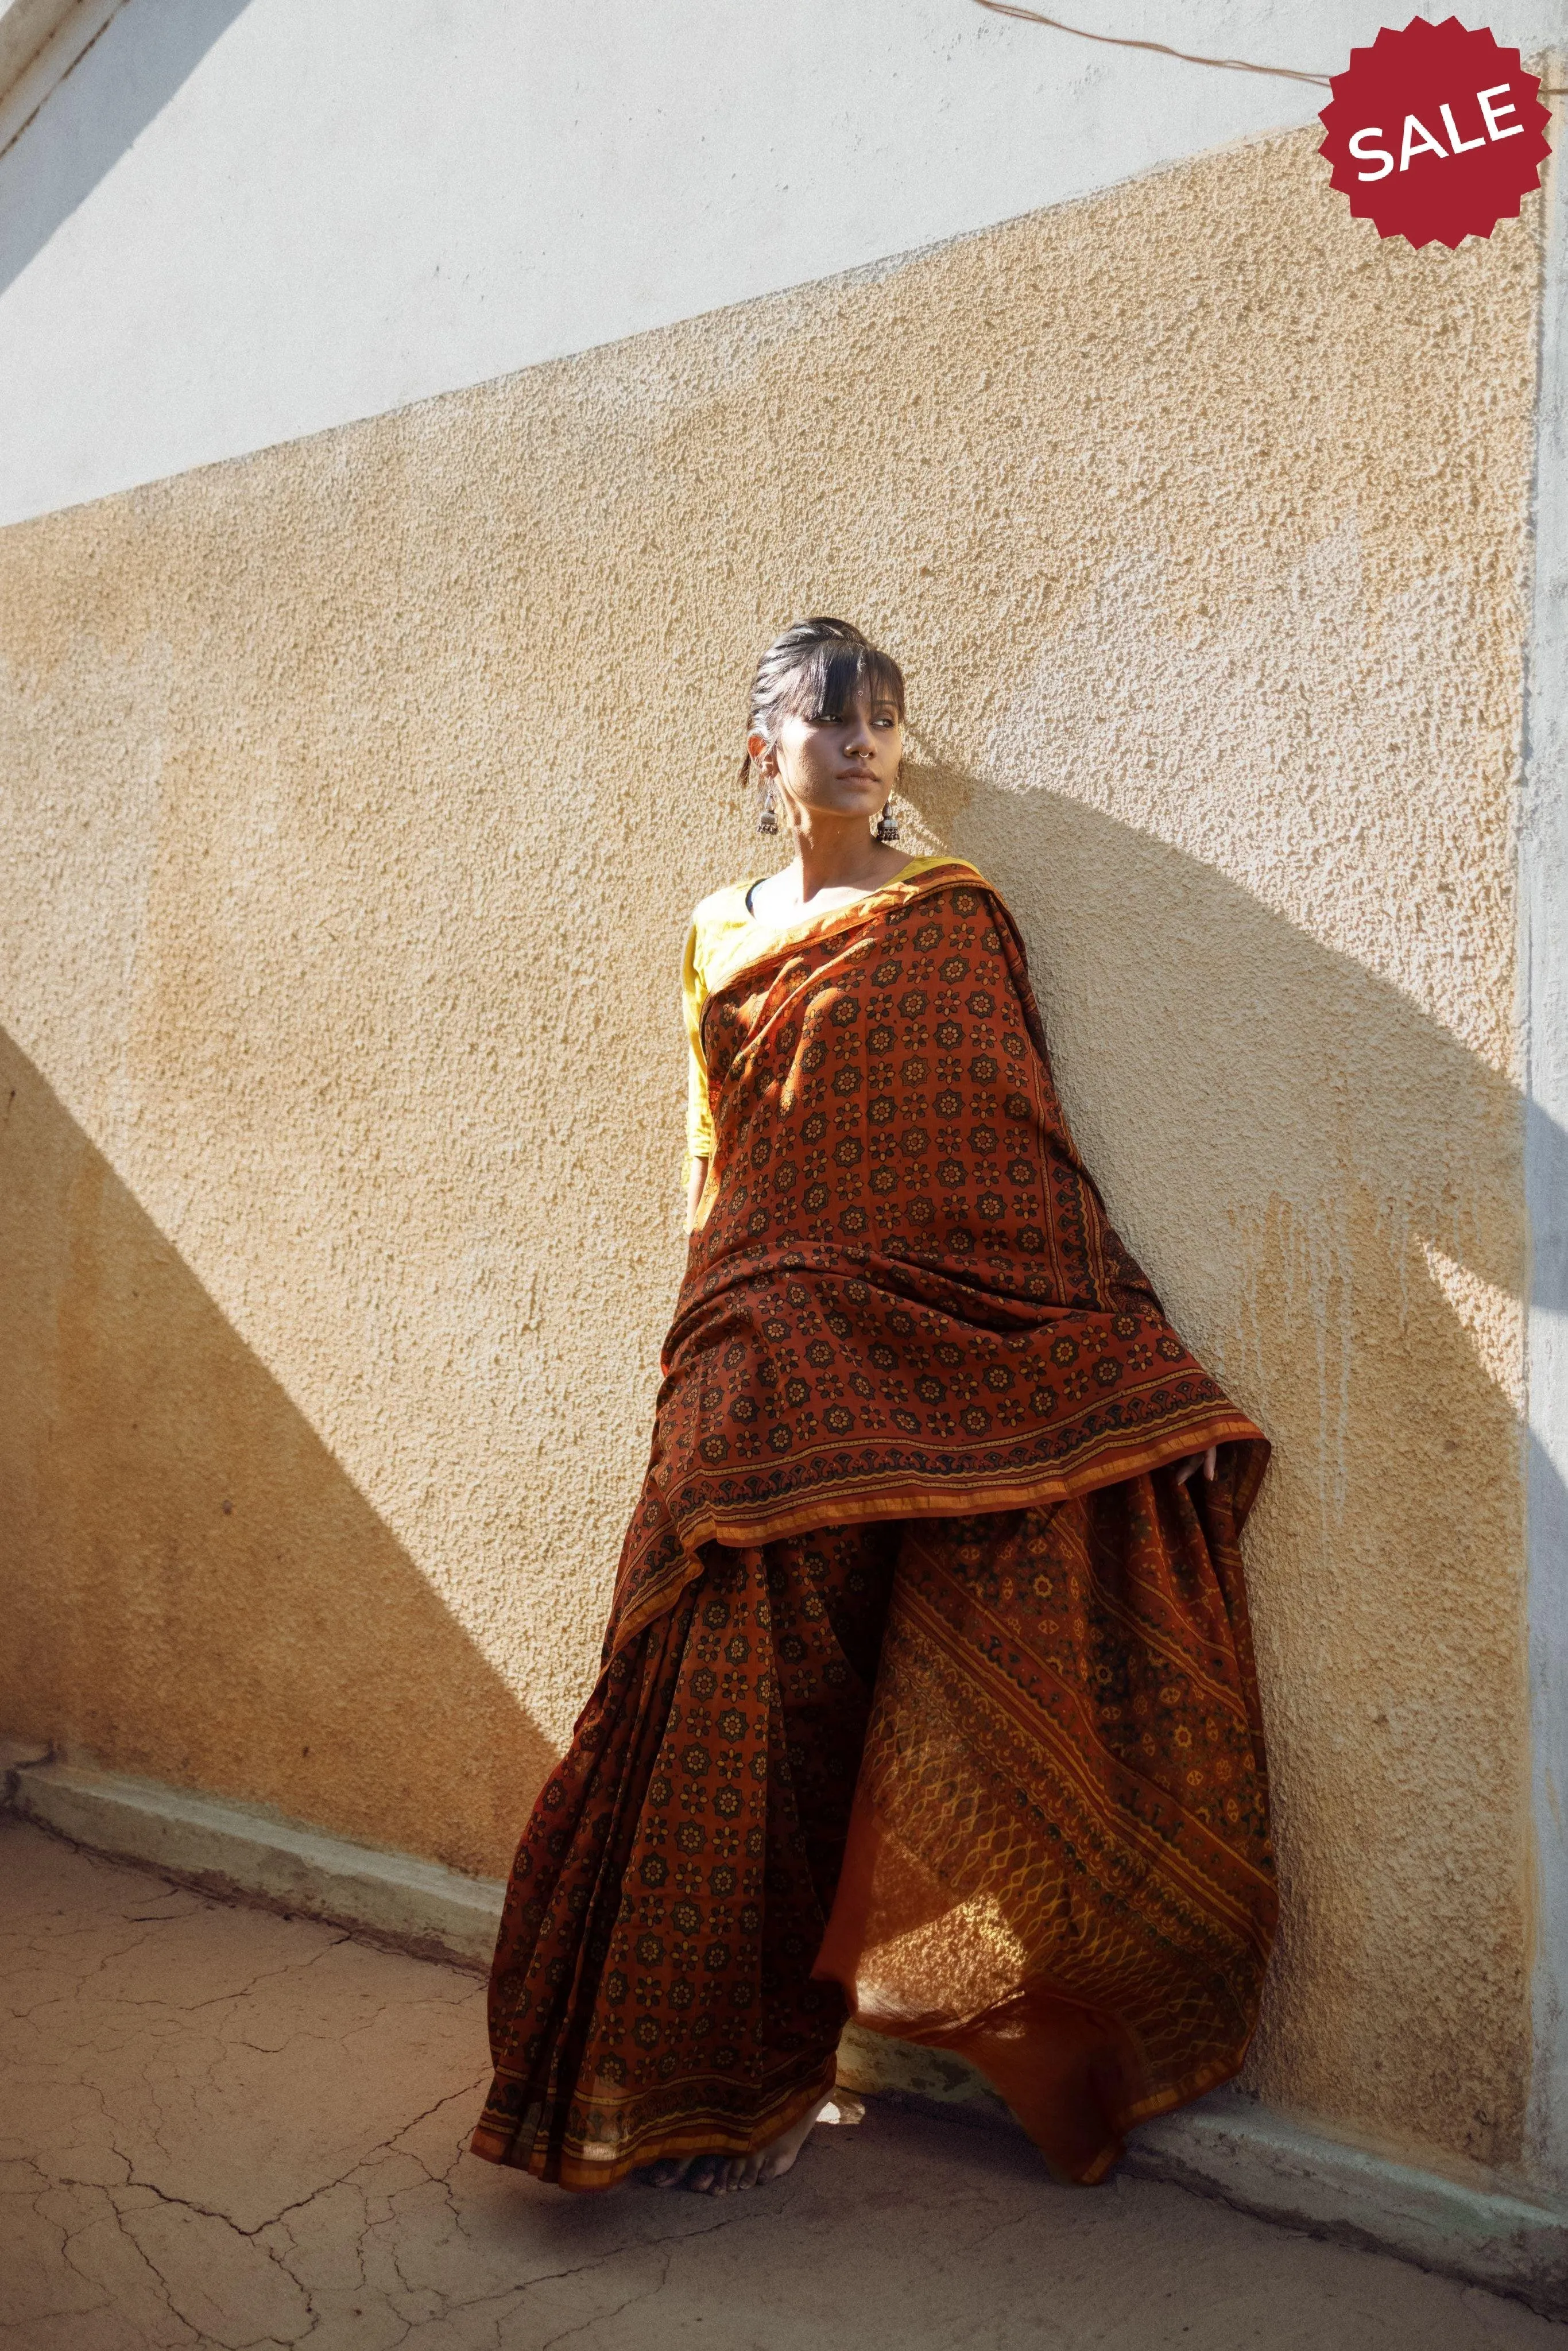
left=682, top=918, right=716, bottom=1183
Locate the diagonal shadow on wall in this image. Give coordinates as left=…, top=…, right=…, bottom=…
left=0, top=1024, right=553, bottom=1883
left=0, top=0, right=253, bottom=299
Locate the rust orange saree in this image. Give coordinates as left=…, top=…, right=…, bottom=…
left=473, top=861, right=1274, bottom=2189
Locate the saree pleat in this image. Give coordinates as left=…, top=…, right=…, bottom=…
left=474, top=862, right=1275, bottom=2188
left=814, top=1467, right=1275, bottom=2181
left=472, top=1517, right=899, bottom=2189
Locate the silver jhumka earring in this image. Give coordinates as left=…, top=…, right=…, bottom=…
left=873, top=801, right=900, bottom=844
left=757, top=779, right=780, bottom=836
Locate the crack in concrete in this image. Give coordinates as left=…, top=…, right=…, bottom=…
left=263, top=2081, right=491, bottom=2235
left=538, top=2245, right=675, bottom=2350
left=16, top=2186, right=94, bottom=2326
left=492, top=2178, right=798, bottom=2307
left=92, top=2070, right=491, bottom=2259
left=93, top=1928, right=357, bottom=2021
left=102, top=2156, right=319, bottom=2343
left=98, top=2188, right=213, bottom=2347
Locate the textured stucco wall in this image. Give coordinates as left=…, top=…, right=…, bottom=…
left=0, top=126, right=1543, bottom=2180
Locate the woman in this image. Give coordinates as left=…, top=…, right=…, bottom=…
left=471, top=618, right=1274, bottom=2197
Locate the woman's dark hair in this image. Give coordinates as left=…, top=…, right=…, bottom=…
left=740, top=617, right=906, bottom=791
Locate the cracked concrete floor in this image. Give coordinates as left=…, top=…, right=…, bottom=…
left=2, top=1818, right=1562, bottom=2351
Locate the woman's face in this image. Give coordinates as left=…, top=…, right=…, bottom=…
left=754, top=688, right=903, bottom=824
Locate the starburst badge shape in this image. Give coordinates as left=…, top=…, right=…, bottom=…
left=1319, top=16, right=1552, bottom=249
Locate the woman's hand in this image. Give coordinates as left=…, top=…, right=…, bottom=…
left=1174, top=1446, right=1218, bottom=1486
left=686, top=1157, right=710, bottom=1230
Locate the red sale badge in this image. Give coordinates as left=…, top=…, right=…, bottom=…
left=1319, top=16, right=1552, bottom=249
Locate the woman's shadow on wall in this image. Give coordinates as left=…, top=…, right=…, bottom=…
left=904, top=754, right=1561, bottom=1477
left=0, top=1024, right=553, bottom=1881
left=900, top=760, right=1565, bottom=2131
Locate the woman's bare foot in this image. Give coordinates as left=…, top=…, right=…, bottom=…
left=634, top=2090, right=853, bottom=2195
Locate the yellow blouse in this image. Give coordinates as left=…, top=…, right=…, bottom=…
left=682, top=856, right=959, bottom=1179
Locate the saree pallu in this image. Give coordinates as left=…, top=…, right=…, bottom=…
left=474, top=861, right=1275, bottom=2189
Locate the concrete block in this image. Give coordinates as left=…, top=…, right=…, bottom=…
left=6, top=1758, right=506, bottom=1967
left=0, top=1736, right=53, bottom=1804
left=1128, top=2094, right=1568, bottom=2317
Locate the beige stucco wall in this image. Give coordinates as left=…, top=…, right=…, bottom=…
left=0, top=126, right=1543, bottom=2182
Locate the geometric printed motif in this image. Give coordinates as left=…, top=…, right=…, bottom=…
left=619, top=867, right=1266, bottom=1641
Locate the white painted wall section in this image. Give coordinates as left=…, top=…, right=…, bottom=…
left=2, top=0, right=1566, bottom=526
left=1525, top=61, right=1568, bottom=2197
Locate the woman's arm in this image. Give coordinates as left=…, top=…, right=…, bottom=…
left=686, top=1156, right=709, bottom=1230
